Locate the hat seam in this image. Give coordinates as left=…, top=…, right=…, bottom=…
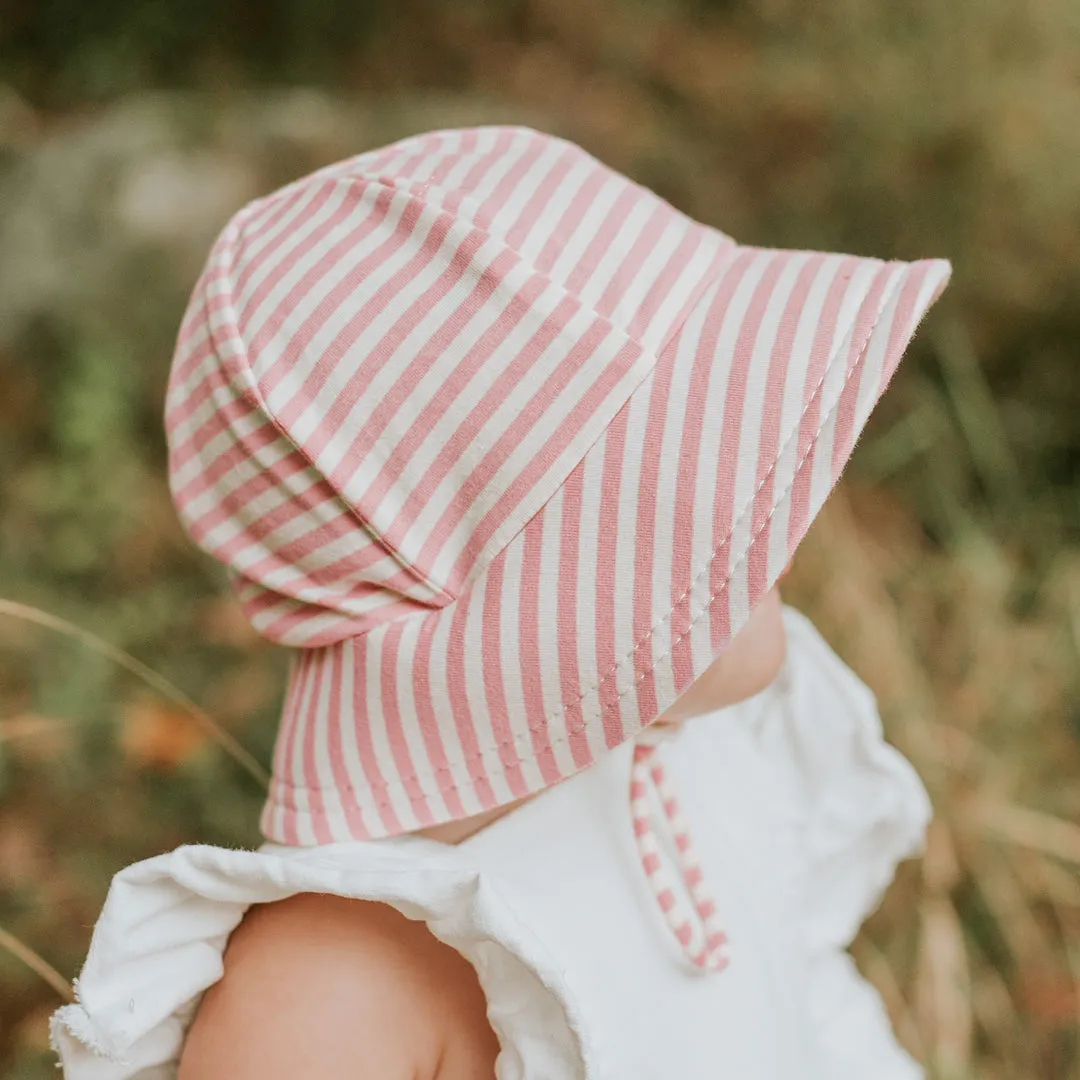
left=223, top=171, right=727, bottom=614
left=265, top=262, right=915, bottom=813
left=203, top=197, right=456, bottom=609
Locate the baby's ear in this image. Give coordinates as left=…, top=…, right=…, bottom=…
left=177, top=894, right=498, bottom=1080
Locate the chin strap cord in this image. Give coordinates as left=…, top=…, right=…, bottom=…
left=630, top=726, right=730, bottom=973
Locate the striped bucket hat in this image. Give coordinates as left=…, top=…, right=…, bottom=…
left=167, top=126, right=949, bottom=865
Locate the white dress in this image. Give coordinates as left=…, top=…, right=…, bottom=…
left=52, top=608, right=931, bottom=1079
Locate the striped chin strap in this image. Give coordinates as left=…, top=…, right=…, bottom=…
left=630, top=725, right=730, bottom=973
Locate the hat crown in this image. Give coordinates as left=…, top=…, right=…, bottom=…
left=166, top=127, right=730, bottom=646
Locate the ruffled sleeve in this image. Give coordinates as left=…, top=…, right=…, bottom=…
left=774, top=607, right=932, bottom=955
left=51, top=841, right=587, bottom=1079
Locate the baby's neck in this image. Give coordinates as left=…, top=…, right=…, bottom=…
left=415, top=716, right=705, bottom=845
left=417, top=803, right=516, bottom=844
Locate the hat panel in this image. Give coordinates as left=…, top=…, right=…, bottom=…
left=167, top=266, right=441, bottom=649
left=349, top=127, right=735, bottom=354
left=169, top=134, right=729, bottom=646
left=258, top=251, right=949, bottom=843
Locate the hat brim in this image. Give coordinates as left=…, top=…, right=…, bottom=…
left=261, top=246, right=950, bottom=844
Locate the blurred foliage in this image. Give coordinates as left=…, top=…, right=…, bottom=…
left=0, top=1, right=1078, bottom=1077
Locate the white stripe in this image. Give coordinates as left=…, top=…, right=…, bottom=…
left=230, top=178, right=357, bottom=323
left=573, top=191, right=655, bottom=311
left=611, top=374, right=651, bottom=712
left=672, top=275, right=727, bottom=677
left=487, top=139, right=576, bottom=242
left=498, top=536, right=547, bottom=791
left=765, top=255, right=844, bottom=579
left=430, top=128, right=504, bottom=197
left=335, top=638, right=379, bottom=837
left=544, top=172, right=624, bottom=285
left=606, top=215, right=689, bottom=335
left=419, top=319, right=639, bottom=587
left=311, top=231, right=509, bottom=483
left=364, top=630, right=420, bottom=832
left=459, top=569, right=516, bottom=806
left=534, top=489, right=578, bottom=776
left=806, top=261, right=886, bottom=511
left=636, top=230, right=725, bottom=357
left=363, top=272, right=570, bottom=555
left=426, top=603, right=486, bottom=817
left=459, top=128, right=540, bottom=219
left=309, top=653, right=349, bottom=841
left=245, top=184, right=416, bottom=389
left=284, top=212, right=491, bottom=450
left=513, top=152, right=602, bottom=266
left=576, top=444, right=608, bottom=763
left=392, top=620, right=451, bottom=824
left=287, top=660, right=320, bottom=846
left=852, top=264, right=908, bottom=433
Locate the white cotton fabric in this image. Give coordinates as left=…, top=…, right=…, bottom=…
left=52, top=608, right=931, bottom=1080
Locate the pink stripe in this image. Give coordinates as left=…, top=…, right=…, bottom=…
left=266, top=653, right=309, bottom=846
left=786, top=258, right=860, bottom=546
left=377, top=290, right=582, bottom=569
left=631, top=314, right=679, bottom=726
left=667, top=260, right=740, bottom=688
left=593, top=201, right=671, bottom=319
left=272, top=208, right=457, bottom=431
left=444, top=591, right=497, bottom=810
left=301, top=226, right=489, bottom=466
left=423, top=130, right=477, bottom=190
left=167, top=380, right=265, bottom=488
left=626, top=225, right=705, bottom=344
left=830, top=264, right=893, bottom=476
left=515, top=510, right=562, bottom=785
left=250, top=586, right=412, bottom=649
left=346, top=635, right=402, bottom=836
left=438, top=129, right=517, bottom=216
left=323, top=645, right=370, bottom=838
left=296, top=650, right=332, bottom=844
left=480, top=556, right=530, bottom=796
left=441, top=334, right=642, bottom=594
left=832, top=264, right=930, bottom=477
left=181, top=451, right=327, bottom=559
left=322, top=244, right=517, bottom=492
left=746, top=254, right=823, bottom=605
left=503, top=144, right=577, bottom=252
left=708, top=251, right=783, bottom=649
left=229, top=179, right=335, bottom=302
left=533, top=166, right=607, bottom=276
left=563, top=183, right=643, bottom=297
left=380, top=620, right=436, bottom=827
left=233, top=181, right=346, bottom=330
left=352, top=259, right=542, bottom=539
left=471, top=132, right=545, bottom=231
left=880, top=265, right=933, bottom=388
left=594, top=407, right=630, bottom=748
left=553, top=469, right=592, bottom=770
left=254, top=188, right=423, bottom=403
left=412, top=613, right=467, bottom=821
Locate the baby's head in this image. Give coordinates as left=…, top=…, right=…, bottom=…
left=166, top=127, right=949, bottom=849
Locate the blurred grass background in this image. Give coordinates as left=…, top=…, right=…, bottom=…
left=0, top=0, right=1079, bottom=1076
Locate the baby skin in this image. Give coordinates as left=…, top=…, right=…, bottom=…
left=178, top=589, right=787, bottom=1079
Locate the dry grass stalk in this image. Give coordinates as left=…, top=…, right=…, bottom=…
left=0, top=926, right=73, bottom=1002
left=0, top=599, right=270, bottom=789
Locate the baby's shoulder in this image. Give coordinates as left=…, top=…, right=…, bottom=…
left=178, top=891, right=498, bottom=1080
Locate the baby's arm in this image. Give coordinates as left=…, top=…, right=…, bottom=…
left=178, top=892, right=499, bottom=1079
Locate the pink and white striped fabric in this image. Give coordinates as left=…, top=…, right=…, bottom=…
left=166, top=126, right=950, bottom=851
